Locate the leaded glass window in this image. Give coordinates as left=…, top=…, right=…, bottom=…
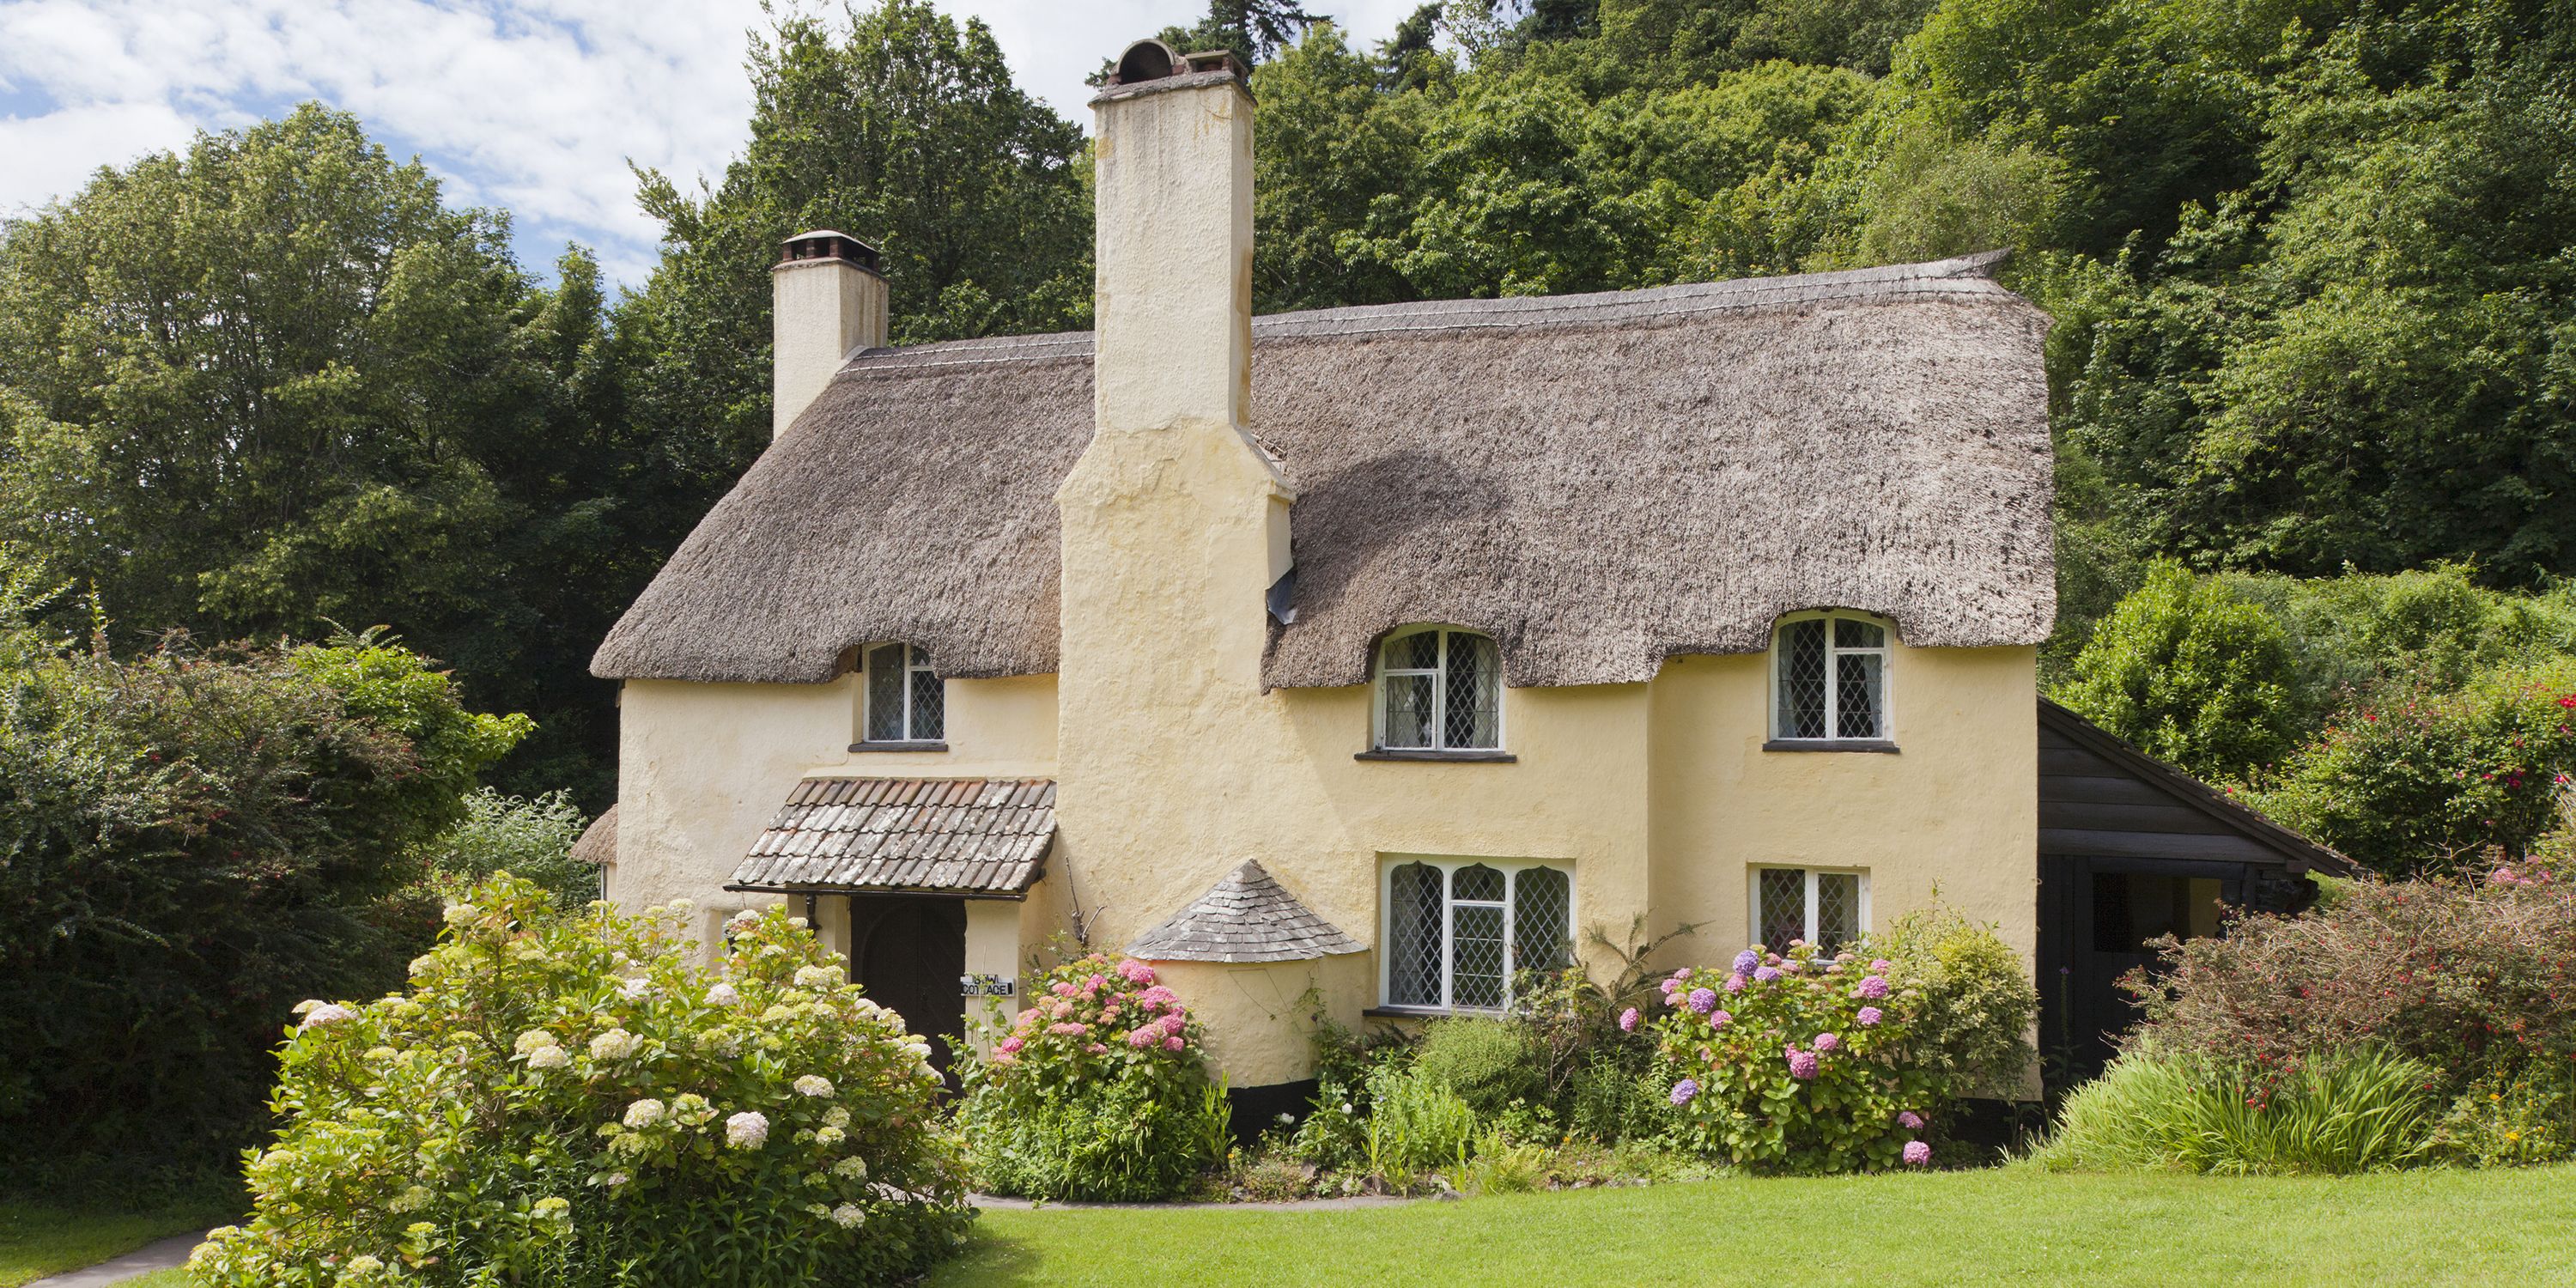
left=860, top=643, right=944, bottom=743
left=1753, top=867, right=1869, bottom=954
left=1376, top=629, right=1503, bottom=751
left=1381, top=859, right=1572, bottom=1012
left=1773, top=612, right=1889, bottom=741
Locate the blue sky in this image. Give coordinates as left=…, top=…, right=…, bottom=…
left=0, top=0, right=1421, bottom=288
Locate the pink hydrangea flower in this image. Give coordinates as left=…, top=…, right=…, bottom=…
left=1869, top=959, right=1892, bottom=974
left=1118, top=959, right=1157, bottom=986
left=1724, top=973, right=1747, bottom=993
left=1710, top=1010, right=1731, bottom=1027
left=1660, top=977, right=1681, bottom=997
left=1163, top=1035, right=1185, bottom=1052
left=1753, top=966, right=1782, bottom=983
left=1856, top=975, right=1890, bottom=1000
left=997, top=1036, right=1024, bottom=1054
left=1051, top=981, right=1077, bottom=999
left=1048, top=1022, right=1088, bottom=1036
left=1085, top=975, right=1108, bottom=994
left=1127, top=1028, right=1157, bottom=1048
left=1814, top=1032, right=1840, bottom=1053
left=1780, top=960, right=1802, bottom=975
left=1786, top=1048, right=1820, bottom=1079
left=1903, top=1139, right=1930, bottom=1166
left=1619, top=1007, right=1640, bottom=1032
left=1898, top=1110, right=1924, bottom=1129
left=1138, top=986, right=1180, bottom=1010
left=1050, top=999, right=1075, bottom=1019
left=1856, top=1006, right=1884, bottom=1027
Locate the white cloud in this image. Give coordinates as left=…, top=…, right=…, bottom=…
left=0, top=0, right=1423, bottom=286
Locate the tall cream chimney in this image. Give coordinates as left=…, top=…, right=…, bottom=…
left=771, top=230, right=888, bottom=438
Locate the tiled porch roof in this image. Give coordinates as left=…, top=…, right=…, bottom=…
left=728, top=776, right=1054, bottom=896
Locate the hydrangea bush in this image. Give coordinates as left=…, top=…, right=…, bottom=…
left=191, top=874, right=973, bottom=1286
left=1644, top=942, right=1944, bottom=1174
left=952, top=953, right=1225, bottom=1200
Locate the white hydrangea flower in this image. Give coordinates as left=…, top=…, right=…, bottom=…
left=815, top=1125, right=845, bottom=1146
left=386, top=1185, right=433, bottom=1213
left=526, top=1045, right=568, bottom=1070
left=705, top=982, right=740, bottom=1006
left=725, top=1110, right=769, bottom=1150
left=364, top=1046, right=398, bottom=1062
left=345, top=1255, right=384, bottom=1273
left=726, top=910, right=762, bottom=933
left=298, top=1003, right=355, bottom=1030
left=441, top=902, right=479, bottom=927
left=671, top=1092, right=714, bottom=1126
left=830, top=1203, right=866, bottom=1230
left=618, top=976, right=651, bottom=1000
left=603, top=1171, right=630, bottom=1188
left=513, top=1030, right=557, bottom=1055
left=787, top=916, right=808, bottom=930
left=623, top=1098, right=667, bottom=1129
left=793, top=965, right=837, bottom=988
left=831, top=1156, right=868, bottom=1181
left=823, top=1106, right=850, bottom=1128
left=793, top=1074, right=834, bottom=1097
left=668, top=897, right=695, bottom=914
left=291, top=999, right=325, bottom=1016
left=532, top=1196, right=571, bottom=1220
left=588, top=1029, right=639, bottom=1060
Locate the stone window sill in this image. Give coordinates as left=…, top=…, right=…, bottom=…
left=847, top=740, right=949, bottom=753
left=1353, top=749, right=1517, bottom=763
left=1761, top=738, right=1899, bottom=754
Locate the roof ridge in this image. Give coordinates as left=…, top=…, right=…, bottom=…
left=839, top=251, right=2021, bottom=377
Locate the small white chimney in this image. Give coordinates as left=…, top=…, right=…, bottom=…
left=1090, top=41, right=1255, bottom=436
left=771, top=230, right=888, bottom=438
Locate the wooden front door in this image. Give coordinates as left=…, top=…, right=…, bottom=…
left=847, top=896, right=968, bottom=1084
left=2038, top=856, right=2242, bottom=1087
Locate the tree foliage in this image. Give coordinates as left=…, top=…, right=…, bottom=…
left=2057, top=562, right=2300, bottom=781
left=0, top=583, right=527, bottom=1175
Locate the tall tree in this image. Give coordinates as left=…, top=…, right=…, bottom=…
left=0, top=105, right=638, bottom=802
left=617, top=0, right=1091, bottom=530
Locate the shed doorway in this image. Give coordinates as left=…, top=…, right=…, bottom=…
left=846, top=895, right=967, bottom=1085
left=2038, top=856, right=2239, bottom=1085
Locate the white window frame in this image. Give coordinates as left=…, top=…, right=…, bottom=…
left=1747, top=866, right=1872, bottom=951
left=858, top=642, right=943, bottom=744
left=1371, top=626, right=1505, bottom=752
left=1768, top=610, right=1894, bottom=742
left=1376, top=856, right=1573, bottom=1013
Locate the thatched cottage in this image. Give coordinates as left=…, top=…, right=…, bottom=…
left=586, top=40, right=2344, bottom=1101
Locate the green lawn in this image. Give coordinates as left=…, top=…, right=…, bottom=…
left=933, top=1165, right=2576, bottom=1288
left=0, top=1195, right=232, bottom=1288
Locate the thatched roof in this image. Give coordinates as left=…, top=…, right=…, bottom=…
left=593, top=252, right=2053, bottom=688
left=569, top=805, right=617, bottom=866
left=1127, top=860, right=1366, bottom=963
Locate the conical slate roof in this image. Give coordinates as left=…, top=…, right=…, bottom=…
left=1127, top=860, right=1366, bottom=963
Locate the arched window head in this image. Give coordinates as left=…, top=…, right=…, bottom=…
left=1772, top=611, right=1891, bottom=743
left=860, top=643, right=944, bottom=744
left=1374, top=627, right=1502, bottom=751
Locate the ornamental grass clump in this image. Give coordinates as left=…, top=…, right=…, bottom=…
left=1646, top=927, right=2033, bottom=1174
left=191, top=874, right=973, bottom=1287
left=953, top=954, right=1228, bottom=1201
left=2036, top=1045, right=2438, bottom=1175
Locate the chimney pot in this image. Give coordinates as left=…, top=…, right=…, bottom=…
left=771, top=229, right=889, bottom=439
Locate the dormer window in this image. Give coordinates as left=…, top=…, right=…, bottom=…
left=1770, top=611, right=1892, bottom=749
left=860, top=643, right=944, bottom=745
left=1371, top=627, right=1502, bottom=755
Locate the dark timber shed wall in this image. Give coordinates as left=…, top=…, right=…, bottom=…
left=2036, top=699, right=2348, bottom=873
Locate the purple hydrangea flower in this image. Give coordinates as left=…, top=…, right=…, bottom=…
left=1687, top=987, right=1718, bottom=1014
left=1670, top=1078, right=1700, bottom=1107
left=1732, top=949, right=1762, bottom=975
left=1899, top=1110, right=1925, bottom=1130
left=1856, top=975, right=1890, bottom=1000
left=1753, top=966, right=1782, bottom=983
left=1724, top=973, right=1747, bottom=993
left=1710, top=1010, right=1731, bottom=1027
left=1903, top=1140, right=1931, bottom=1166
left=1619, top=1007, right=1640, bottom=1033
left=1660, top=977, right=1680, bottom=996
left=1814, top=1032, right=1840, bottom=1053
left=1856, top=1005, right=1884, bottom=1027
left=1787, top=1048, right=1820, bottom=1079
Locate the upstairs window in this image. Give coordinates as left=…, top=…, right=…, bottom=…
left=1383, top=859, right=1571, bottom=1012
left=1773, top=612, right=1890, bottom=743
left=861, top=643, right=944, bottom=744
left=1375, top=628, right=1502, bottom=752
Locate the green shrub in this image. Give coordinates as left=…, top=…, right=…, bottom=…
left=1564, top=1061, right=1669, bottom=1144
left=2251, top=664, right=2576, bottom=875
left=1414, top=1017, right=1545, bottom=1116
left=191, top=875, right=972, bottom=1285
left=1363, top=1064, right=1478, bottom=1180
left=2431, top=1060, right=2576, bottom=1166
left=413, top=787, right=596, bottom=908
left=1647, top=941, right=1940, bottom=1173
left=2055, top=560, right=2302, bottom=782
left=953, top=954, right=1223, bottom=1200
left=1457, top=1127, right=1552, bottom=1194
left=1872, top=906, right=2041, bottom=1099
left=0, top=611, right=528, bottom=1178
left=2035, top=1046, right=2437, bottom=1175
left=1286, top=1079, right=1370, bottom=1173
